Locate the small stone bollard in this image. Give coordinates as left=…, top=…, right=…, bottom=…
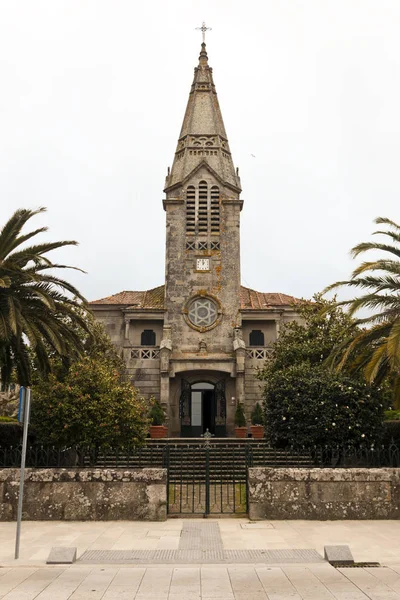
left=324, top=545, right=354, bottom=566
left=46, top=547, right=77, bottom=564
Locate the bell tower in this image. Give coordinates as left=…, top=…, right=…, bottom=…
left=161, top=40, right=244, bottom=435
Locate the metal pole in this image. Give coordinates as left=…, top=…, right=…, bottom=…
left=15, top=387, right=30, bottom=560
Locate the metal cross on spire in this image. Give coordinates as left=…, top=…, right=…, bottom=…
left=196, top=21, right=212, bottom=43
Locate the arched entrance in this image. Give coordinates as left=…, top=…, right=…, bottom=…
left=180, top=379, right=226, bottom=438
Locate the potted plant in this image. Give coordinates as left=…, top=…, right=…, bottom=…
left=250, top=403, right=264, bottom=439
left=149, top=399, right=168, bottom=439
left=234, top=403, right=247, bottom=438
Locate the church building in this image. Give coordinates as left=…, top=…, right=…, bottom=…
left=90, top=42, right=299, bottom=437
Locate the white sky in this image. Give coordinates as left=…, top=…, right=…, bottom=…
left=2, top=0, right=400, bottom=302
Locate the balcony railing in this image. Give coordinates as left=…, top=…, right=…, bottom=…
left=130, top=347, right=160, bottom=360
left=246, top=347, right=274, bottom=360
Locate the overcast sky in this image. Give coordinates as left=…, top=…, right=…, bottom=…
left=2, top=0, right=400, bottom=303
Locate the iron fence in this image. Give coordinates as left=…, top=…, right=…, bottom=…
left=0, top=441, right=400, bottom=469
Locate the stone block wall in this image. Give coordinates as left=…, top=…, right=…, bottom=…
left=0, top=468, right=167, bottom=521
left=248, top=467, right=400, bottom=520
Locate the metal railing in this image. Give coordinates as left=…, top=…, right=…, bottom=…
left=1, top=441, right=400, bottom=469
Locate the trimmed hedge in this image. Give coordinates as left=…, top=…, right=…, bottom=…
left=0, top=422, right=23, bottom=446
left=0, top=421, right=36, bottom=447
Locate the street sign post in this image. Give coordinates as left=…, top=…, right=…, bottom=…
left=15, top=386, right=31, bottom=560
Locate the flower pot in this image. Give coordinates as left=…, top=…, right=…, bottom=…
left=234, top=427, right=247, bottom=438
left=251, top=425, right=264, bottom=439
left=149, top=425, right=168, bottom=439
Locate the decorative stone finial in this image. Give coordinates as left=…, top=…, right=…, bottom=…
left=199, top=42, right=208, bottom=65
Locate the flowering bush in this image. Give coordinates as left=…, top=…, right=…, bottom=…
left=264, top=364, right=384, bottom=447
left=259, top=297, right=387, bottom=447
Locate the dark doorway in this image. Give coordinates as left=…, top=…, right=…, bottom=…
left=202, top=390, right=215, bottom=434
left=180, top=379, right=226, bottom=438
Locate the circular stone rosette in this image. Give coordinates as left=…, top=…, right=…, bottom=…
left=183, top=294, right=222, bottom=332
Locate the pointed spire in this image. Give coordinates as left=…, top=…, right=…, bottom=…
left=199, top=42, right=208, bottom=66
left=164, top=43, right=241, bottom=193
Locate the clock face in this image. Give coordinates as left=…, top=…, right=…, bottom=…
left=196, top=258, right=210, bottom=271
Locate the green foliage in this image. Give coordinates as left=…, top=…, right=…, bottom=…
left=259, top=296, right=386, bottom=447
left=384, top=410, right=400, bottom=421
left=265, top=295, right=356, bottom=373
left=0, top=207, right=90, bottom=386
left=0, top=416, right=18, bottom=422
left=31, top=319, right=149, bottom=447
left=234, top=403, right=247, bottom=427
left=251, top=402, right=264, bottom=426
left=0, top=422, right=24, bottom=446
left=264, top=364, right=384, bottom=447
left=149, top=398, right=165, bottom=426
left=382, top=420, right=400, bottom=445
left=324, top=217, right=400, bottom=407
left=31, top=356, right=148, bottom=447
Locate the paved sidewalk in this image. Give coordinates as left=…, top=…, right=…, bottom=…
left=1, top=519, right=400, bottom=598
left=2, top=564, right=400, bottom=599
left=1, top=519, right=400, bottom=565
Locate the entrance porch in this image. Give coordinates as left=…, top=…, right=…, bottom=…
left=180, top=380, right=226, bottom=438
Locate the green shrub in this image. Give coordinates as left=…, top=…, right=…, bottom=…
left=234, top=403, right=247, bottom=427
left=384, top=410, right=400, bottom=421
left=0, top=422, right=23, bottom=446
left=149, top=399, right=165, bottom=426
left=32, top=357, right=149, bottom=447
left=251, top=403, right=264, bottom=426
left=264, top=364, right=384, bottom=448
left=0, top=416, right=18, bottom=423
left=382, top=421, right=400, bottom=445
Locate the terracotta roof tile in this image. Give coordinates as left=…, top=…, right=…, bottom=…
left=90, top=286, right=165, bottom=309
left=239, top=286, right=300, bottom=309
left=90, top=285, right=299, bottom=310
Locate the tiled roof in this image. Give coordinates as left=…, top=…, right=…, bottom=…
left=239, top=286, right=300, bottom=309
left=90, top=286, right=165, bottom=308
left=90, top=285, right=299, bottom=310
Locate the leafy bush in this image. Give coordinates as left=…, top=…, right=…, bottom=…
left=31, top=319, right=149, bottom=447
left=0, top=422, right=23, bottom=446
left=31, top=357, right=149, bottom=447
left=234, top=403, right=247, bottom=427
left=384, top=410, right=400, bottom=421
left=382, top=421, right=400, bottom=445
left=149, top=399, right=165, bottom=426
left=251, top=403, right=264, bottom=426
left=259, top=296, right=387, bottom=447
left=264, top=364, right=384, bottom=448
left=0, top=416, right=18, bottom=423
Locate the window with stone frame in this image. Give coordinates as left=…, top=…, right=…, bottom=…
left=185, top=181, right=220, bottom=236
left=249, top=330, right=265, bottom=347
left=141, top=329, right=156, bottom=346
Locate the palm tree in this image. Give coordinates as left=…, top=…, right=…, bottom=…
left=324, top=217, right=400, bottom=405
left=0, top=207, right=90, bottom=386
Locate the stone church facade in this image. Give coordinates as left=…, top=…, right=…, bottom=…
left=90, top=43, right=299, bottom=437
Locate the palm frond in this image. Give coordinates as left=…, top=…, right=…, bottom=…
left=350, top=241, right=400, bottom=260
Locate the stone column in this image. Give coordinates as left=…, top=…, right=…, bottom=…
left=233, top=327, right=246, bottom=406
left=160, top=326, right=172, bottom=432
left=275, top=315, right=284, bottom=339
left=124, top=318, right=130, bottom=341
left=235, top=373, right=245, bottom=406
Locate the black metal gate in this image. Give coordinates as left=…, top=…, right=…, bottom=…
left=166, top=441, right=248, bottom=516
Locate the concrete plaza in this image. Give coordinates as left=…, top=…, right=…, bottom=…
left=1, top=519, right=400, bottom=598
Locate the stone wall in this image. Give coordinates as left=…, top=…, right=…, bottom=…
left=0, top=468, right=167, bottom=521
left=248, top=467, right=400, bottom=520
